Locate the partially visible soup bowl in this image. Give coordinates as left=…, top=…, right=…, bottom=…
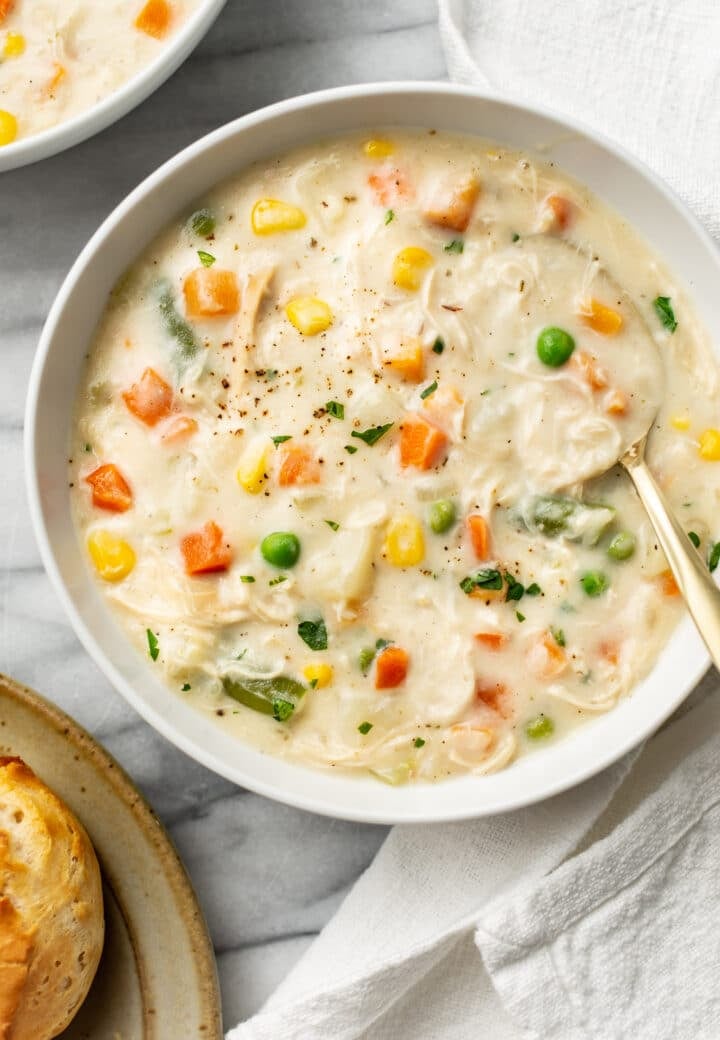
left=25, top=83, right=720, bottom=823
left=0, top=0, right=225, bottom=173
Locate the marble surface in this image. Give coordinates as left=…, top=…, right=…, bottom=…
left=0, top=0, right=446, bottom=1028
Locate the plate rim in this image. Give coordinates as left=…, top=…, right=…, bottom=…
left=0, top=672, right=223, bottom=1038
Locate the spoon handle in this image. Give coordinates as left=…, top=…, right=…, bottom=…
left=623, top=451, right=720, bottom=669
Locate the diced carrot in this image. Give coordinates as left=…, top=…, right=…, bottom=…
left=605, top=389, right=629, bottom=416
left=424, top=175, right=480, bottom=233
left=529, top=632, right=568, bottom=679
left=571, top=350, right=609, bottom=391
left=467, top=514, right=491, bottom=561
left=375, top=646, right=409, bottom=689
left=134, top=0, right=172, bottom=38
left=598, top=640, right=619, bottom=666
left=475, top=680, right=510, bottom=716
left=183, top=268, right=240, bottom=318
left=658, top=569, right=680, bottom=597
left=580, top=298, right=624, bottom=336
left=385, top=343, right=425, bottom=383
left=181, top=521, right=233, bottom=575
left=85, top=464, right=133, bottom=513
left=123, top=368, right=173, bottom=426
left=422, top=384, right=465, bottom=437
left=0, top=0, right=15, bottom=23
left=474, top=632, right=508, bottom=651
left=277, top=443, right=320, bottom=486
left=162, top=416, right=198, bottom=443
left=544, top=194, right=573, bottom=231
left=399, top=414, right=448, bottom=470
left=368, top=167, right=414, bottom=206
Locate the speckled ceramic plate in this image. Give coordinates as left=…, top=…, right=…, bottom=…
left=0, top=674, right=222, bottom=1040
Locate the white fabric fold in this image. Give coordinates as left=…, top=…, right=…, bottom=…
left=230, top=3, right=720, bottom=1036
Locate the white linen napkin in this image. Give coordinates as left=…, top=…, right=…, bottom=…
left=230, top=4, right=720, bottom=1036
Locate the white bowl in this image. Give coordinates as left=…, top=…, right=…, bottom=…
left=0, top=0, right=225, bottom=172
left=25, top=83, right=720, bottom=823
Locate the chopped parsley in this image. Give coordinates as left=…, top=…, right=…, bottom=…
left=384, top=209, right=395, bottom=225
left=709, top=542, right=720, bottom=573
left=432, top=336, right=445, bottom=355
left=511, top=232, right=520, bottom=242
left=189, top=208, right=215, bottom=237
left=358, top=721, right=373, bottom=734
left=344, top=444, right=358, bottom=454
left=688, top=531, right=700, bottom=548
left=181, top=682, right=191, bottom=692
left=240, top=575, right=256, bottom=583
left=504, top=572, right=525, bottom=602
left=265, top=368, right=278, bottom=380
left=551, top=627, right=566, bottom=647
left=516, top=611, right=526, bottom=622
left=325, top=520, right=340, bottom=531
left=444, top=239, right=464, bottom=254
left=272, top=435, right=292, bottom=446
left=653, top=296, right=677, bottom=333
left=414, top=737, right=426, bottom=748
left=359, top=638, right=391, bottom=674
left=420, top=381, right=438, bottom=400
left=326, top=400, right=345, bottom=420
left=197, top=249, right=216, bottom=267
left=84, top=443, right=91, bottom=452
left=351, top=422, right=393, bottom=446
left=269, top=575, right=287, bottom=586
left=525, top=583, right=542, bottom=596
left=460, top=568, right=503, bottom=594
left=298, top=617, right=328, bottom=651
left=308, top=678, right=319, bottom=689
left=146, top=629, right=159, bottom=662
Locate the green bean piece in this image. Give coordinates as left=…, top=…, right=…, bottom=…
left=428, top=499, right=457, bottom=534
left=607, top=531, right=636, bottom=561
left=222, top=675, right=304, bottom=722
left=156, top=280, right=199, bottom=370
left=189, top=207, right=216, bottom=237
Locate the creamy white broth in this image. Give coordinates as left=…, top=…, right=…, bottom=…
left=70, top=131, right=720, bottom=784
left=0, top=0, right=200, bottom=144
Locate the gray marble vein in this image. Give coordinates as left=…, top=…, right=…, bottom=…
left=0, top=0, right=447, bottom=1026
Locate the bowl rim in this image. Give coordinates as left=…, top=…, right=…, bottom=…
left=0, top=0, right=226, bottom=172
left=25, top=81, right=717, bottom=823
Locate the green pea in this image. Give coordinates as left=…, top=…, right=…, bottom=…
left=428, top=498, right=457, bottom=534
left=189, top=207, right=216, bottom=237
left=607, top=531, right=636, bottom=561
left=536, top=326, right=576, bottom=367
left=261, top=532, right=300, bottom=569
left=526, top=714, right=555, bottom=740
left=580, top=570, right=608, bottom=597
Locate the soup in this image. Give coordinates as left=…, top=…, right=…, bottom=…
left=69, top=131, right=720, bottom=784
left=0, top=0, right=200, bottom=145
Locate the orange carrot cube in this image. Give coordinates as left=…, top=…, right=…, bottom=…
left=181, top=521, right=233, bottom=575
left=375, top=646, right=409, bottom=689
left=183, top=268, right=240, bottom=318
left=467, top=514, right=491, bottom=560
left=85, top=464, right=133, bottom=513
left=122, top=368, right=173, bottom=426
left=399, top=414, right=448, bottom=470
left=277, top=444, right=320, bottom=487
left=134, top=0, right=172, bottom=38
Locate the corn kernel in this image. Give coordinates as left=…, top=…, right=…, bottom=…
left=251, top=198, right=307, bottom=235
left=392, top=247, right=432, bottom=291
left=385, top=514, right=425, bottom=567
left=670, top=414, right=690, bottom=431
left=4, top=33, right=26, bottom=57
left=285, top=296, right=333, bottom=336
left=87, top=530, right=136, bottom=582
left=363, top=138, right=394, bottom=158
left=0, top=110, right=17, bottom=146
left=699, top=428, right=720, bottom=460
left=303, top=663, right=334, bottom=688
left=580, top=298, right=623, bottom=335
left=236, top=439, right=269, bottom=494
